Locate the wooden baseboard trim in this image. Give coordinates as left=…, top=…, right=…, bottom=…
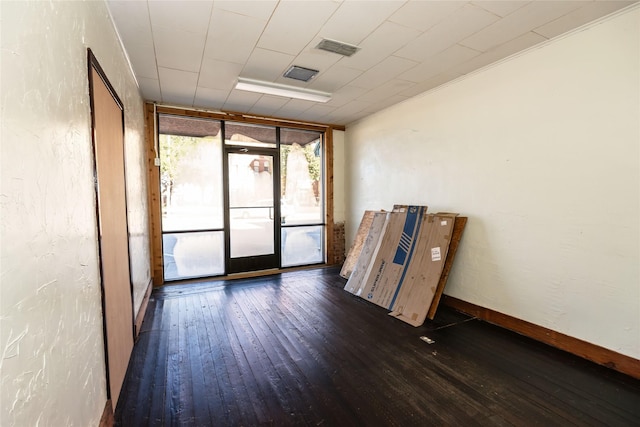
left=442, top=295, right=640, bottom=380
left=99, top=399, right=114, bottom=427
left=134, top=278, right=153, bottom=338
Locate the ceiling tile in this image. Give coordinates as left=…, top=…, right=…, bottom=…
left=248, top=95, right=290, bottom=117
left=323, top=100, right=371, bottom=124
left=326, top=100, right=370, bottom=118
left=203, top=8, right=267, bottom=65
left=398, top=71, right=462, bottom=98
left=194, top=87, right=229, bottom=110
left=154, top=27, right=206, bottom=72
left=148, top=0, right=212, bottom=34
left=107, top=0, right=154, bottom=46
left=241, top=48, right=295, bottom=82
left=198, top=59, right=244, bottom=91
left=274, top=99, right=316, bottom=118
left=107, top=0, right=634, bottom=127
left=294, top=104, right=337, bottom=122
left=357, top=79, right=415, bottom=103
left=213, top=0, right=278, bottom=20
left=319, top=1, right=405, bottom=44
left=349, top=56, right=418, bottom=89
left=114, top=26, right=154, bottom=51
left=311, top=65, right=364, bottom=93
left=400, top=44, right=480, bottom=83
left=389, top=1, right=466, bottom=31
left=340, top=21, right=422, bottom=71
left=534, top=1, right=636, bottom=39
left=472, top=1, right=531, bottom=18
left=394, top=3, right=499, bottom=62
left=452, top=31, right=548, bottom=76
left=124, top=43, right=158, bottom=80
left=362, top=94, right=411, bottom=115
left=257, top=1, right=340, bottom=55
left=108, top=0, right=148, bottom=21
left=342, top=112, right=371, bottom=125
left=223, top=90, right=262, bottom=112
left=324, top=85, right=370, bottom=108
left=138, top=77, right=161, bottom=102
left=460, top=1, right=589, bottom=52
left=158, top=67, right=198, bottom=106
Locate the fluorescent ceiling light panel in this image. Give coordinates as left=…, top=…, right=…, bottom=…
left=235, top=78, right=331, bottom=103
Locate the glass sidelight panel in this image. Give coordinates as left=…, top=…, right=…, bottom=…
left=282, top=225, right=324, bottom=267
left=163, top=231, right=225, bottom=280
left=159, top=114, right=224, bottom=280
left=280, top=128, right=323, bottom=225
left=280, top=127, right=325, bottom=267
left=160, top=117, right=224, bottom=231
left=228, top=152, right=275, bottom=258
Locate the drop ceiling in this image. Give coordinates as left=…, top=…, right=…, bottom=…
left=107, top=0, right=636, bottom=126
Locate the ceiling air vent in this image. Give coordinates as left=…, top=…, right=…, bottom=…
left=283, top=66, right=319, bottom=82
left=316, top=38, right=360, bottom=57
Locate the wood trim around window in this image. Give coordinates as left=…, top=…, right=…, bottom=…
left=324, top=129, right=335, bottom=265
left=145, top=103, right=164, bottom=285
left=154, top=105, right=345, bottom=132
left=145, top=103, right=339, bottom=285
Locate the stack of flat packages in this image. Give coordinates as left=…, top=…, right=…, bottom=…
left=343, top=205, right=467, bottom=327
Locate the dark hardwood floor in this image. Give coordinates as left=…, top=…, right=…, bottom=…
left=115, top=267, right=640, bottom=426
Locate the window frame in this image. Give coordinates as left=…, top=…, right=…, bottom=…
left=145, top=103, right=340, bottom=285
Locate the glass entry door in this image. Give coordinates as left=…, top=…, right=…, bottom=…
left=226, top=150, right=279, bottom=273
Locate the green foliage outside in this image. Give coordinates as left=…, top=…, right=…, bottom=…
left=303, top=142, right=321, bottom=182
left=280, top=141, right=322, bottom=196
left=160, top=134, right=199, bottom=209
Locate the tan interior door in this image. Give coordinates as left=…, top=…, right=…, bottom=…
left=90, top=62, right=134, bottom=407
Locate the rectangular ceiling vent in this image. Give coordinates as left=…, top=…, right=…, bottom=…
left=283, top=66, right=319, bottom=82
left=316, top=38, right=360, bottom=57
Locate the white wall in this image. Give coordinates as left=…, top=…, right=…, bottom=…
left=0, top=1, right=149, bottom=425
left=345, top=7, right=639, bottom=359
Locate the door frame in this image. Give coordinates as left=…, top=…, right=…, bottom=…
left=224, top=143, right=282, bottom=274
left=87, top=49, right=135, bottom=406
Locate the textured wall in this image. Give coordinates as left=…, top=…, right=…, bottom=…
left=0, top=1, right=148, bottom=425
left=345, top=7, right=639, bottom=359
left=120, top=64, right=151, bottom=315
